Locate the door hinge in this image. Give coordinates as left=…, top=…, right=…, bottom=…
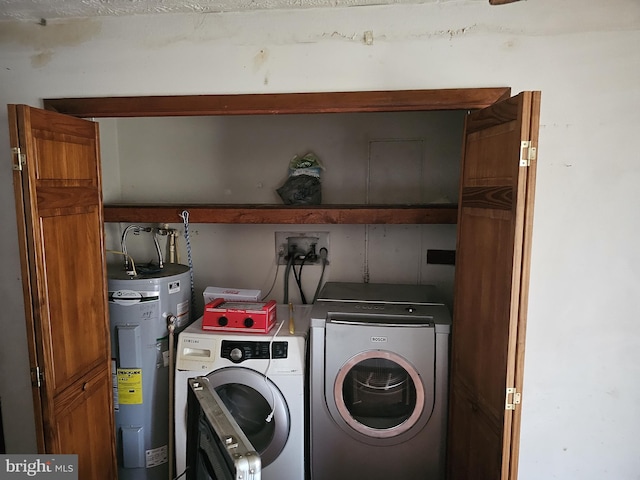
left=520, top=141, right=536, bottom=167
left=12, top=147, right=26, bottom=171
left=31, top=366, right=43, bottom=388
left=505, top=387, right=521, bottom=410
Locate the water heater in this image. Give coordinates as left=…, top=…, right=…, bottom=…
left=108, top=226, right=191, bottom=480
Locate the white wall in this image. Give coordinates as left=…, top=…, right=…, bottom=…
left=1, top=1, right=639, bottom=478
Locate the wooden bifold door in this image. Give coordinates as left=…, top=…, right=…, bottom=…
left=8, top=105, right=117, bottom=480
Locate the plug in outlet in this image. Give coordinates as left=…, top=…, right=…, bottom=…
left=275, top=231, right=329, bottom=265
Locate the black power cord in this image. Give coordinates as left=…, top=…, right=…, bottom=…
left=284, top=244, right=328, bottom=305
left=293, top=254, right=309, bottom=304
left=283, top=253, right=295, bottom=304
left=312, top=247, right=329, bottom=303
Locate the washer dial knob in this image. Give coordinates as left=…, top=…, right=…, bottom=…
left=230, top=347, right=243, bottom=362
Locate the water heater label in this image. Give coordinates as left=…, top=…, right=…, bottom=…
left=116, top=368, right=143, bottom=404
left=111, top=360, right=119, bottom=412
left=176, top=299, right=190, bottom=328
left=146, top=445, right=168, bottom=468
left=168, top=280, right=181, bottom=294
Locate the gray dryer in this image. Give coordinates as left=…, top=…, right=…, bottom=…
left=309, top=282, right=451, bottom=480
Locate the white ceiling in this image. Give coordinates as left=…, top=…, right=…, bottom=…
left=0, top=0, right=455, bottom=21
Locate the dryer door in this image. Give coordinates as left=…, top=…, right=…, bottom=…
left=205, top=367, right=290, bottom=468
left=325, top=320, right=436, bottom=446
left=334, top=350, right=425, bottom=438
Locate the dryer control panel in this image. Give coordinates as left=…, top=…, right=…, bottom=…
left=221, top=340, right=288, bottom=363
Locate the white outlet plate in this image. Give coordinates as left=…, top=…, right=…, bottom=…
left=275, top=231, right=329, bottom=265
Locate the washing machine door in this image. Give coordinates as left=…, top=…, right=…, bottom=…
left=204, top=367, right=289, bottom=468
left=186, top=377, right=261, bottom=480
left=325, top=319, right=436, bottom=445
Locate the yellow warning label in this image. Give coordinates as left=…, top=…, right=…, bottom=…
left=117, top=368, right=143, bottom=404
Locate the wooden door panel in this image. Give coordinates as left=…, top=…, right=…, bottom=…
left=40, top=211, right=109, bottom=393
left=463, top=121, right=521, bottom=186
left=53, top=366, right=116, bottom=479
left=28, top=108, right=100, bottom=182
left=37, top=188, right=99, bottom=212
left=448, top=91, right=540, bottom=480
left=453, top=209, right=513, bottom=414
left=33, top=131, right=97, bottom=181
left=448, top=382, right=502, bottom=480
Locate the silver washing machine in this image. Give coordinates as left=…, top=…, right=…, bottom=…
left=309, top=283, right=451, bottom=480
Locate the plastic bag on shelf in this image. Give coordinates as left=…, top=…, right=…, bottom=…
left=287, top=152, right=325, bottom=178
left=276, top=152, right=324, bottom=205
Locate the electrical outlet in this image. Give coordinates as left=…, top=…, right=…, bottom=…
left=275, top=231, right=329, bottom=265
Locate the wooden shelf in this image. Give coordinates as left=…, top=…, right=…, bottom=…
left=103, top=204, right=458, bottom=224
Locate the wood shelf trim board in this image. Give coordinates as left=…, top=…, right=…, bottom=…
left=103, top=204, right=458, bottom=224
left=43, top=88, right=511, bottom=118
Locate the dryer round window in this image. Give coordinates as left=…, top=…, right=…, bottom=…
left=333, top=350, right=426, bottom=439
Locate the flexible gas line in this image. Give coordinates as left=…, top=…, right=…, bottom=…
left=168, top=230, right=177, bottom=264
left=167, top=314, right=177, bottom=480
left=106, top=250, right=137, bottom=276
left=158, top=224, right=179, bottom=264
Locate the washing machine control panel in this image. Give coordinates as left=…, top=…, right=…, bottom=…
left=221, top=340, right=288, bottom=363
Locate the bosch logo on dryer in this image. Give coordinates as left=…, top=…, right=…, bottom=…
left=354, top=304, right=386, bottom=311
left=370, top=336, right=387, bottom=343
